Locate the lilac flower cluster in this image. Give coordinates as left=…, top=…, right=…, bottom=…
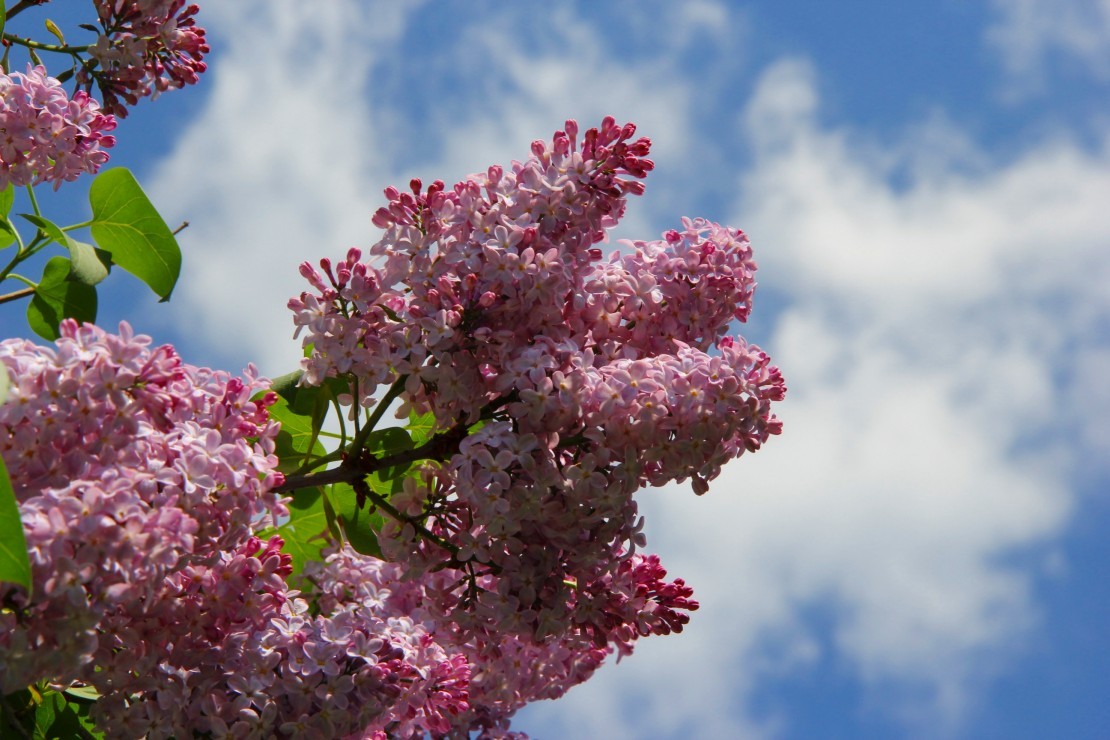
left=0, top=65, right=116, bottom=189
left=307, top=546, right=614, bottom=737
left=289, top=118, right=785, bottom=649
left=0, top=320, right=284, bottom=693
left=85, top=0, right=208, bottom=116
left=86, top=538, right=476, bottom=738
left=0, top=324, right=516, bottom=737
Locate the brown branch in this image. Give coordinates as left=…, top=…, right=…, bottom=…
left=4, top=1, right=47, bottom=21
left=172, top=221, right=189, bottom=236
left=0, top=286, right=33, bottom=305
left=274, top=421, right=469, bottom=494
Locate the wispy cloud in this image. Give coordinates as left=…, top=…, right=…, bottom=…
left=985, top=0, right=1110, bottom=92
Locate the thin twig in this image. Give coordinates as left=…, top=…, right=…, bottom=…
left=0, top=285, right=33, bottom=305
left=4, top=0, right=44, bottom=21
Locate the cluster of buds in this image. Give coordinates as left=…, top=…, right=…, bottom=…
left=83, top=1, right=209, bottom=116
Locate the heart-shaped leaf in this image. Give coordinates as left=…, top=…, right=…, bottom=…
left=89, top=168, right=181, bottom=301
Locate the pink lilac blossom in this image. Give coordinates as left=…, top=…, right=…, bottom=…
left=289, top=118, right=784, bottom=650
left=307, top=546, right=621, bottom=737
left=0, top=320, right=284, bottom=693
left=83, top=0, right=208, bottom=117
left=0, top=65, right=116, bottom=189
left=86, top=538, right=475, bottom=738
left=85, top=537, right=590, bottom=737
left=0, top=323, right=564, bottom=737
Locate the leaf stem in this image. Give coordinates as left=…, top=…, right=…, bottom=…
left=1, top=32, right=90, bottom=54
left=345, top=376, right=406, bottom=462
left=23, top=185, right=39, bottom=218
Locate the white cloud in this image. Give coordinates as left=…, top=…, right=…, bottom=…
left=147, top=0, right=419, bottom=374
left=986, top=0, right=1110, bottom=89
left=524, top=57, right=1108, bottom=737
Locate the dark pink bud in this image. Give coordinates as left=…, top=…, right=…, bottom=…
left=553, top=131, right=570, bottom=156
left=371, top=207, right=392, bottom=227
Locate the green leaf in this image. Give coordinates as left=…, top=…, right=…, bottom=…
left=264, top=372, right=353, bottom=477
left=328, top=482, right=383, bottom=558
left=270, top=371, right=349, bottom=419
left=0, top=217, right=17, bottom=250
left=366, top=426, right=414, bottom=479
left=0, top=363, right=9, bottom=404
left=31, top=690, right=59, bottom=739
left=21, top=213, right=65, bottom=241
left=407, top=411, right=437, bottom=445
left=60, top=686, right=100, bottom=703
left=299, top=377, right=351, bottom=418
left=368, top=426, right=414, bottom=456
left=269, top=370, right=305, bottom=401
left=88, top=168, right=181, bottom=301
left=44, top=19, right=65, bottom=45
left=267, top=395, right=326, bottom=474
left=31, top=689, right=98, bottom=740
left=26, top=256, right=97, bottom=340
left=0, top=185, right=14, bottom=216
left=20, top=214, right=110, bottom=285
left=0, top=456, right=32, bottom=597
left=71, top=701, right=102, bottom=739
left=262, top=488, right=333, bottom=578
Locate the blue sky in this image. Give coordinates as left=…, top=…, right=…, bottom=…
left=3, top=2, right=1110, bottom=738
